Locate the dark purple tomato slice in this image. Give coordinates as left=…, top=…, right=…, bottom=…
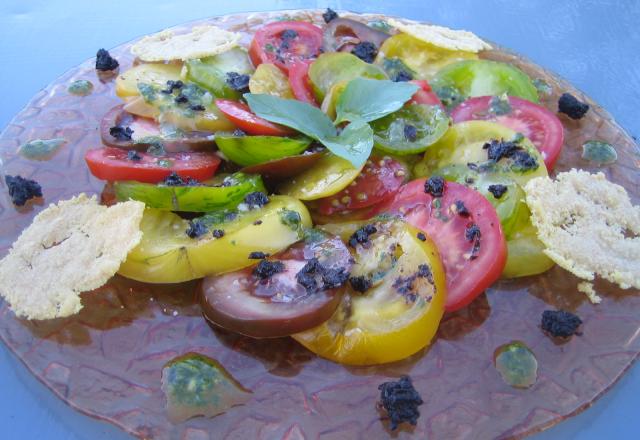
left=200, top=232, right=352, bottom=338
left=241, top=151, right=323, bottom=180
left=451, top=95, right=564, bottom=170
left=100, top=105, right=216, bottom=152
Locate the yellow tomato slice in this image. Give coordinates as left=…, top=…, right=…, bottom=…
left=278, top=152, right=363, bottom=200
left=293, top=218, right=446, bottom=365
left=249, top=63, right=294, bottom=99
left=378, top=33, right=477, bottom=80
left=116, top=63, right=183, bottom=98
left=118, top=196, right=311, bottom=283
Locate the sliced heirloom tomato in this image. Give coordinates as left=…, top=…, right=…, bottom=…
left=371, top=103, right=450, bottom=155
left=200, top=231, right=352, bottom=338
left=278, top=152, right=363, bottom=200
left=375, top=179, right=507, bottom=312
left=432, top=60, right=539, bottom=109
left=451, top=95, right=564, bottom=169
left=249, top=63, right=294, bottom=99
left=101, top=105, right=216, bottom=152
left=323, top=17, right=390, bottom=53
left=249, top=21, right=323, bottom=73
left=115, top=63, right=182, bottom=98
left=85, top=147, right=221, bottom=183
left=316, top=155, right=408, bottom=215
left=215, top=133, right=311, bottom=166
left=294, top=218, right=446, bottom=365
left=185, top=47, right=254, bottom=99
left=215, top=99, right=295, bottom=136
left=119, top=195, right=311, bottom=283
left=377, top=33, right=478, bottom=80
left=415, top=121, right=554, bottom=278
left=113, top=172, right=265, bottom=212
left=288, top=60, right=319, bottom=106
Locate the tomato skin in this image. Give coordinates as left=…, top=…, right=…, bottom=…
left=249, top=21, right=323, bottom=73
left=410, top=80, right=444, bottom=108
left=85, top=147, right=221, bottom=183
left=316, top=155, right=407, bottom=215
left=215, top=99, right=295, bottom=136
left=375, top=179, right=507, bottom=312
left=451, top=95, right=565, bottom=170
left=288, top=60, right=319, bottom=106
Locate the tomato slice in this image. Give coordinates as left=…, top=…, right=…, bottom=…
left=316, top=155, right=408, bottom=215
left=85, top=147, right=221, bottom=183
left=249, top=21, right=323, bottom=73
left=293, top=218, right=446, bottom=365
left=451, top=95, right=564, bottom=169
left=215, top=99, right=295, bottom=136
left=200, top=232, right=352, bottom=338
left=409, top=80, right=444, bottom=108
left=288, top=60, right=319, bottom=106
left=375, top=179, right=507, bottom=312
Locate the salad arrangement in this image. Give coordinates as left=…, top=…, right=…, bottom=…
left=0, top=9, right=638, bottom=439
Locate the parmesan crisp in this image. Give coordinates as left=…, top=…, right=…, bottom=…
left=0, top=194, right=145, bottom=320
left=525, top=169, right=640, bottom=290
left=131, top=25, right=241, bottom=62
left=387, top=19, right=492, bottom=53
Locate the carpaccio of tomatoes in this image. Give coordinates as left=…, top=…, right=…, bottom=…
left=81, top=9, right=572, bottom=368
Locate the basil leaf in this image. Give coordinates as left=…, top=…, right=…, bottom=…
left=334, top=78, right=419, bottom=124
left=244, top=94, right=335, bottom=139
left=322, top=118, right=373, bottom=168
left=245, top=93, right=375, bottom=167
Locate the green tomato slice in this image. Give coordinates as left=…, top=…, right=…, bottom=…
left=278, top=152, right=363, bottom=200
left=215, top=134, right=311, bottom=166
left=371, top=104, right=450, bottom=155
left=432, top=60, right=539, bottom=109
left=118, top=195, right=312, bottom=283
left=184, top=47, right=254, bottom=99
left=114, top=172, right=265, bottom=212
left=308, top=52, right=387, bottom=102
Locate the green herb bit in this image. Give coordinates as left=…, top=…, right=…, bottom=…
left=161, top=353, right=251, bottom=423
left=138, top=82, right=158, bottom=103
left=157, top=159, right=173, bottom=168
left=488, top=94, right=512, bottom=116
left=264, top=43, right=276, bottom=53
left=67, top=79, right=93, bottom=96
left=582, top=140, right=617, bottom=165
left=303, top=228, right=327, bottom=244
left=368, top=19, right=392, bottom=33
left=18, top=138, right=66, bottom=161
left=280, top=208, right=302, bottom=232
left=434, top=85, right=463, bottom=110
left=532, top=78, right=552, bottom=96
left=494, top=341, right=538, bottom=388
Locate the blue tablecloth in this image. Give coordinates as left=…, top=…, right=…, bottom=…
left=1, top=1, right=639, bottom=438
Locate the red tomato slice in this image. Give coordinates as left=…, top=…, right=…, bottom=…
left=85, top=147, right=221, bottom=183
left=288, top=60, right=319, bottom=106
left=249, top=21, right=323, bottom=73
left=410, top=80, right=444, bottom=108
left=451, top=95, right=564, bottom=169
left=316, top=155, right=408, bottom=215
left=215, top=99, right=295, bottom=136
left=375, top=179, right=507, bottom=312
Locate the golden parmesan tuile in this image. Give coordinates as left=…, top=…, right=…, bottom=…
left=525, top=169, right=640, bottom=290
left=0, top=194, right=145, bottom=320
left=387, top=19, right=492, bottom=53
left=131, top=25, right=241, bottom=62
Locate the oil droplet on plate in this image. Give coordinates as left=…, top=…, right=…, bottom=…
left=494, top=341, right=538, bottom=389
left=161, top=352, right=251, bottom=423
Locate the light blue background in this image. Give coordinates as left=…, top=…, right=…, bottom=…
left=1, top=1, right=639, bottom=438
